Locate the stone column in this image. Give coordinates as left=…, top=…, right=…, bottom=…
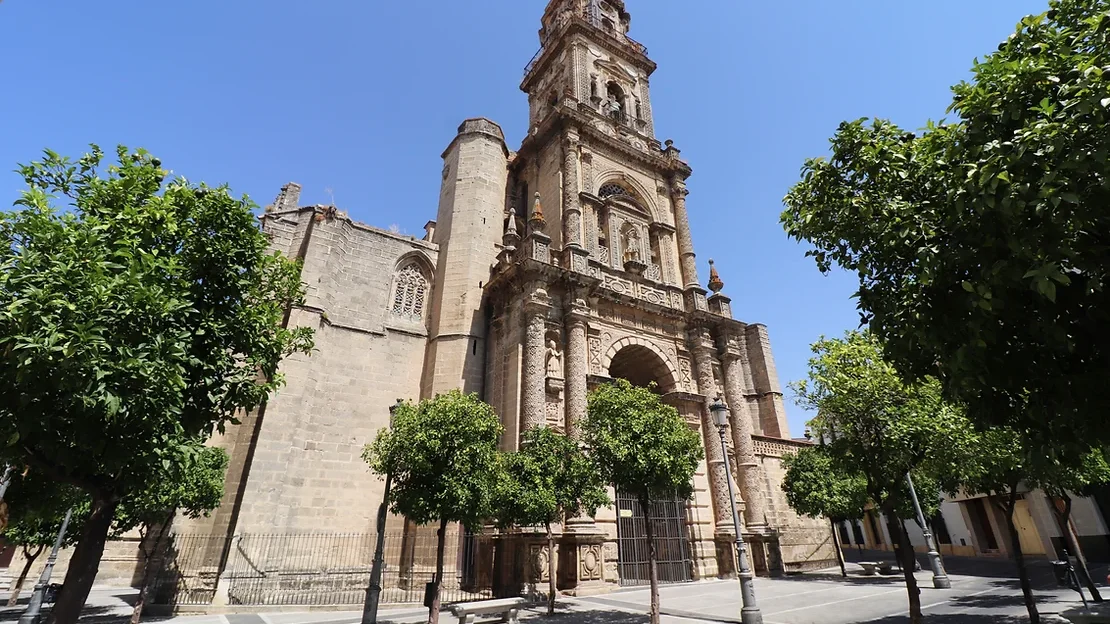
left=670, top=178, right=699, bottom=289
left=563, top=131, right=583, bottom=250
left=563, top=307, right=589, bottom=440
left=721, top=341, right=768, bottom=531
left=521, top=298, right=549, bottom=434
left=581, top=150, right=594, bottom=195
left=691, top=329, right=734, bottom=537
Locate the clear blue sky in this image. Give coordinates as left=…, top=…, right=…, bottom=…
left=0, top=1, right=1046, bottom=436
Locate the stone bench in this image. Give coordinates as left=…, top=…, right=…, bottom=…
left=449, top=597, right=527, bottom=624
left=1062, top=604, right=1110, bottom=623
left=859, top=562, right=895, bottom=576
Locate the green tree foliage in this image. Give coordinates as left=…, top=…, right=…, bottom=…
left=782, top=446, right=868, bottom=522
left=363, top=390, right=504, bottom=624
left=782, top=0, right=1110, bottom=453
left=496, top=427, right=609, bottom=615
left=584, top=380, right=702, bottom=624
left=793, top=331, right=974, bottom=624
left=113, top=445, right=228, bottom=624
left=1, top=472, right=88, bottom=606
left=782, top=445, right=870, bottom=577
left=962, top=430, right=1110, bottom=619
left=0, top=146, right=313, bottom=624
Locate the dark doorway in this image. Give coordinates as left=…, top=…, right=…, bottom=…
left=932, top=511, right=953, bottom=545
left=967, top=498, right=1000, bottom=552
left=852, top=521, right=866, bottom=546
left=615, top=490, right=693, bottom=586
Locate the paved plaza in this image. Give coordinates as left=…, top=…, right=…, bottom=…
left=3, top=555, right=1102, bottom=624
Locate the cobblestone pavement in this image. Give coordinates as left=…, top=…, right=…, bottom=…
left=1, top=556, right=1104, bottom=624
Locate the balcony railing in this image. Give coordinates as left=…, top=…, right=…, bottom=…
left=524, top=9, right=649, bottom=78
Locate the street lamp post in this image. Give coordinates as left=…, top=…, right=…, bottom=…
left=20, top=507, right=73, bottom=624
left=710, top=396, right=763, bottom=624
left=362, top=399, right=404, bottom=624
left=905, top=471, right=951, bottom=589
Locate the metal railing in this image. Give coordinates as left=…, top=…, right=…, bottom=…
left=524, top=10, right=649, bottom=78
left=150, top=531, right=537, bottom=608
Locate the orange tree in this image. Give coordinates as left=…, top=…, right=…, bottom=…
left=364, top=390, right=504, bottom=624
left=783, top=0, right=1110, bottom=455
left=0, top=146, right=313, bottom=624
left=584, top=380, right=702, bottom=624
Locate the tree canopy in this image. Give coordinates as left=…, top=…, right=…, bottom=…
left=364, top=390, right=504, bottom=531
left=584, top=379, right=702, bottom=624
left=496, top=426, right=609, bottom=530
left=782, top=0, right=1110, bottom=450
left=363, top=390, right=504, bottom=624
left=584, top=380, right=703, bottom=504
left=0, top=145, right=314, bottom=624
left=792, top=331, right=974, bottom=624
left=495, top=426, right=609, bottom=615
left=113, top=444, right=228, bottom=534
left=781, top=445, right=868, bottom=522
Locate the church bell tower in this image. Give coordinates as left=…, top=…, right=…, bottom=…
left=482, top=0, right=801, bottom=590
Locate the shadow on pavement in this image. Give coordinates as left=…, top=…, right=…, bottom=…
left=538, top=608, right=648, bottom=624
left=862, top=616, right=1030, bottom=623
left=779, top=571, right=909, bottom=586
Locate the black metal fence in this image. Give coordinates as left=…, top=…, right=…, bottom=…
left=150, top=530, right=538, bottom=608
left=615, top=493, right=694, bottom=586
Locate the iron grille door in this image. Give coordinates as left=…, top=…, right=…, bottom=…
left=615, top=491, right=693, bottom=586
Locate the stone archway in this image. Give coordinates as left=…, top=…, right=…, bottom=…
left=602, top=337, right=693, bottom=585
left=602, top=336, right=679, bottom=394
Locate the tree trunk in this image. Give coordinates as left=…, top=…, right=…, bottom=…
left=884, top=508, right=922, bottom=624
left=8, top=545, right=44, bottom=606
left=999, top=491, right=1039, bottom=624
left=641, top=497, right=660, bottom=624
left=545, top=522, right=556, bottom=616
left=830, top=518, right=847, bottom=578
left=46, top=495, right=119, bottom=624
left=130, top=518, right=171, bottom=624
left=1054, top=495, right=1103, bottom=602
left=427, top=518, right=448, bottom=624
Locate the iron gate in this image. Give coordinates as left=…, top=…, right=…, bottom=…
left=615, top=491, right=693, bottom=586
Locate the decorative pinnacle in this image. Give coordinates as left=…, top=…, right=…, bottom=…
left=529, top=192, right=546, bottom=231
left=504, top=207, right=520, bottom=242
left=707, top=259, right=724, bottom=293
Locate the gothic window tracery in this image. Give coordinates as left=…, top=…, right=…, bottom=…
left=391, top=262, right=430, bottom=322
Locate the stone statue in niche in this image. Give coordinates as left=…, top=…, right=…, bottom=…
left=623, top=227, right=642, bottom=263
left=546, top=339, right=563, bottom=379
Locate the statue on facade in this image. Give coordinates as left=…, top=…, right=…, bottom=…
left=623, top=227, right=642, bottom=263
left=546, top=339, right=563, bottom=379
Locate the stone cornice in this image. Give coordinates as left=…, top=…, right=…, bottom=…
left=522, top=19, right=657, bottom=93
left=513, top=105, right=688, bottom=179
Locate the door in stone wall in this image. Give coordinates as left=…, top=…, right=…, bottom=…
left=615, top=490, right=693, bottom=586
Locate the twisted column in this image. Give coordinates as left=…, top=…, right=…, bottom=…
left=692, top=332, right=734, bottom=536
left=670, top=178, right=699, bottom=289
left=722, top=349, right=768, bottom=530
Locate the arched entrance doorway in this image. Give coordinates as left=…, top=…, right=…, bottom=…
left=605, top=342, right=694, bottom=586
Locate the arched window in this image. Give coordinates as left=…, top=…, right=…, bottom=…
left=605, top=82, right=626, bottom=121
left=599, top=182, right=630, bottom=199
left=391, top=262, right=429, bottom=321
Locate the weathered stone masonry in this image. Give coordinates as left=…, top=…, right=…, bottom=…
left=10, top=0, right=837, bottom=596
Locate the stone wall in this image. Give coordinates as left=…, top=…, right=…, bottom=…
left=752, top=436, right=839, bottom=572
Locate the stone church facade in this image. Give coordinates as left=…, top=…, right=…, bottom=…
left=173, top=0, right=836, bottom=597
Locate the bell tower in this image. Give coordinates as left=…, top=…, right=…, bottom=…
left=524, top=0, right=657, bottom=140
left=481, top=0, right=817, bottom=591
